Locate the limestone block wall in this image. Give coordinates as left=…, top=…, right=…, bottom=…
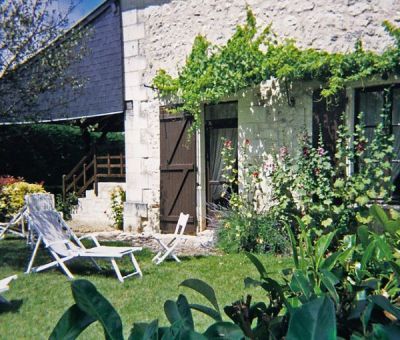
left=120, top=0, right=400, bottom=232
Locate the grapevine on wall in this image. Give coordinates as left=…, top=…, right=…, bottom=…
left=153, top=7, right=400, bottom=131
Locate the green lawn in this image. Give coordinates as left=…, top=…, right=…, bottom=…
left=0, top=238, right=292, bottom=339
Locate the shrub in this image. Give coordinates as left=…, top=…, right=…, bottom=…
left=110, top=186, right=126, bottom=230
left=55, top=192, right=78, bottom=221
left=51, top=205, right=400, bottom=339
left=0, top=181, right=45, bottom=221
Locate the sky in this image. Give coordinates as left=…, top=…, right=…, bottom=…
left=57, top=0, right=105, bottom=25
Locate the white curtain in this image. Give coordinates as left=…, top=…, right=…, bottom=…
left=209, top=128, right=237, bottom=202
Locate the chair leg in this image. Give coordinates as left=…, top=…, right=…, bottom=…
left=51, top=252, right=75, bottom=280
left=25, top=236, right=42, bottom=273
left=130, top=253, right=142, bottom=277
left=110, top=259, right=124, bottom=282
left=90, top=257, right=102, bottom=271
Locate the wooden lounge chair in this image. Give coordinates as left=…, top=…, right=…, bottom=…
left=26, top=209, right=142, bottom=282
left=152, top=212, right=189, bottom=265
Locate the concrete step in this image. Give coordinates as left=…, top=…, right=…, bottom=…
left=71, top=182, right=126, bottom=230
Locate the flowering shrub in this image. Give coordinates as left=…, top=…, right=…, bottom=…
left=110, top=186, right=126, bottom=230
left=0, top=175, right=23, bottom=192
left=0, top=180, right=45, bottom=221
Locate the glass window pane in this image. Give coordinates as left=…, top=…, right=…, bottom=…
left=359, top=90, right=384, bottom=126
left=393, top=88, right=400, bottom=125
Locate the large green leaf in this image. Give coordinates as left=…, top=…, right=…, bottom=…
left=320, top=251, right=341, bottom=271
left=315, top=231, right=336, bottom=268
left=369, top=295, right=400, bottom=320
left=180, top=279, right=220, bottom=313
left=286, top=296, right=336, bottom=340
left=245, top=252, right=268, bottom=279
left=357, top=225, right=370, bottom=249
left=129, top=320, right=158, bottom=340
left=49, top=304, right=96, bottom=340
left=189, top=304, right=222, bottom=322
left=164, top=295, right=194, bottom=331
left=71, top=280, right=123, bottom=340
left=203, top=322, right=244, bottom=339
left=361, top=240, right=376, bottom=270
left=289, top=271, right=314, bottom=302
left=285, top=222, right=299, bottom=269
left=370, top=204, right=389, bottom=227
left=373, top=234, right=393, bottom=261
left=371, top=323, right=400, bottom=339
left=320, top=270, right=339, bottom=304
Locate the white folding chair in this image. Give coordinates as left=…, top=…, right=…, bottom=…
left=152, top=212, right=189, bottom=265
left=25, top=209, right=142, bottom=282
left=0, top=193, right=54, bottom=241
left=0, top=275, right=17, bottom=304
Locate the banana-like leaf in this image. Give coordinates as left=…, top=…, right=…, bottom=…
left=49, top=304, right=96, bottom=340
left=164, top=295, right=194, bottom=331
left=189, top=304, right=222, bottom=322
left=286, top=296, right=336, bottom=340
left=71, top=279, right=123, bottom=340
left=285, top=222, right=299, bottom=269
left=357, top=225, right=370, bottom=249
left=245, top=252, right=268, bottom=279
left=320, top=251, right=341, bottom=271
left=203, top=322, right=244, bottom=339
left=371, top=324, right=400, bottom=338
left=180, top=279, right=220, bottom=313
left=373, top=234, right=393, bottom=261
left=370, top=204, right=389, bottom=227
left=129, top=320, right=158, bottom=340
left=315, top=231, right=336, bottom=269
left=290, top=271, right=314, bottom=302
left=320, top=271, right=339, bottom=304
left=361, top=240, right=376, bottom=270
left=369, top=295, right=400, bottom=320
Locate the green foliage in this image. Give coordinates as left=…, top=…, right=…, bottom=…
left=153, top=7, right=400, bottom=131
left=0, top=181, right=45, bottom=221
left=110, top=186, right=126, bottom=230
left=55, top=192, right=78, bottom=221
left=0, top=123, right=124, bottom=189
left=51, top=206, right=400, bottom=338
left=214, top=138, right=289, bottom=254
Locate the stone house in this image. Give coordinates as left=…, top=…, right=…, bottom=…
left=119, top=0, right=400, bottom=234
left=3, top=0, right=400, bottom=234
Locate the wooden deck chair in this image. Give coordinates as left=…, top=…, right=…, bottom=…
left=0, top=193, right=54, bottom=241
left=0, top=275, right=17, bottom=304
left=25, top=210, right=142, bottom=282
left=152, top=212, right=190, bottom=265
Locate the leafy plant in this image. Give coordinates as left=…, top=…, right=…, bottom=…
left=55, top=192, right=78, bottom=221
left=0, top=180, right=45, bottom=221
left=109, top=186, right=126, bottom=230
left=154, top=7, right=400, bottom=131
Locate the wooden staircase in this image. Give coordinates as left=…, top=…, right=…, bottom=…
left=62, top=150, right=126, bottom=200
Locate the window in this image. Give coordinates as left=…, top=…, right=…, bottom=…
left=355, top=85, right=400, bottom=198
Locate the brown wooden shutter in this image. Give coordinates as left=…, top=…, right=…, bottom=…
left=159, top=106, right=196, bottom=234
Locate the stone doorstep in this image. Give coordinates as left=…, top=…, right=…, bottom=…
left=74, top=230, right=219, bottom=256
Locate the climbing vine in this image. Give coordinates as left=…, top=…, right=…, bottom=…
left=153, top=7, right=400, bottom=131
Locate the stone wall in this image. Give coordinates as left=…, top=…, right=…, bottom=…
left=120, top=0, right=400, bottom=232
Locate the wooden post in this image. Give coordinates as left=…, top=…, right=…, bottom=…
left=120, top=153, right=123, bottom=175
left=62, top=175, right=66, bottom=201
left=73, top=175, right=77, bottom=193
left=107, top=154, right=111, bottom=176
left=94, top=155, right=98, bottom=196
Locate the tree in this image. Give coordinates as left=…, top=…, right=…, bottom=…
left=0, top=0, right=89, bottom=121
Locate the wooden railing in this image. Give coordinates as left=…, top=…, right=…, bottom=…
left=62, top=152, right=125, bottom=200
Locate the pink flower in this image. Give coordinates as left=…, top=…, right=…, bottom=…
left=224, top=140, right=233, bottom=149
left=252, top=171, right=259, bottom=178
left=245, top=139, right=251, bottom=145
left=356, top=141, right=366, bottom=152
left=317, top=147, right=325, bottom=156
left=303, top=147, right=310, bottom=157
left=279, top=146, right=289, bottom=159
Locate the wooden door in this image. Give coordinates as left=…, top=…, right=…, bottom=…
left=159, top=107, right=196, bottom=234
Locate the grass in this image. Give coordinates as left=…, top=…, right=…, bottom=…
left=0, top=238, right=292, bottom=339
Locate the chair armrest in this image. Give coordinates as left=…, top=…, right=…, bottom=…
left=79, top=234, right=101, bottom=247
